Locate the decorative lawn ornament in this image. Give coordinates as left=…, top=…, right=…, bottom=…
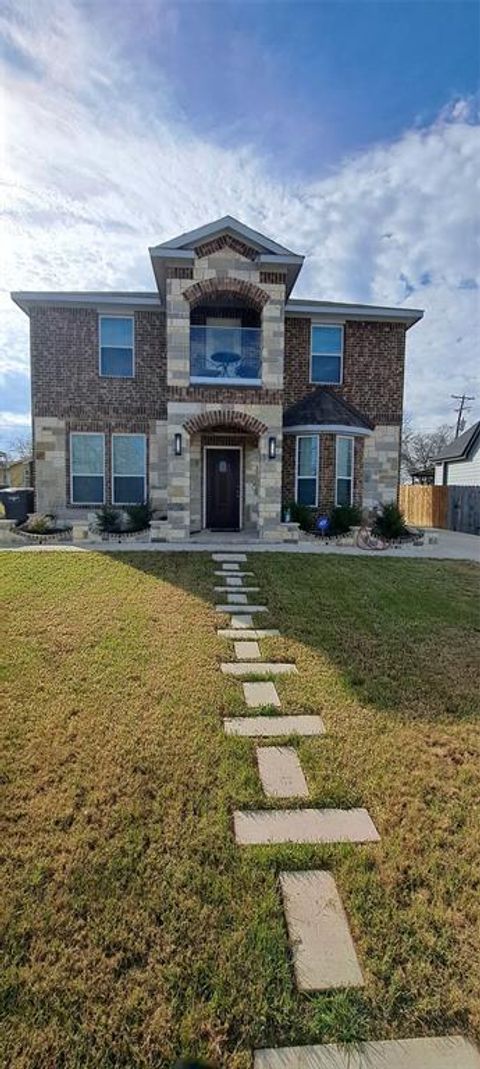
left=315, top=515, right=330, bottom=537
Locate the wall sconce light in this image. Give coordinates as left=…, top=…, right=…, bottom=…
left=268, top=436, right=277, bottom=460
left=174, top=433, right=182, bottom=456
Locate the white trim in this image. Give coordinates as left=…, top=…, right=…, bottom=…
left=295, top=435, right=319, bottom=508
left=335, top=435, right=354, bottom=506
left=70, top=431, right=105, bottom=506
left=287, top=300, right=424, bottom=326
left=111, top=433, right=147, bottom=505
left=99, top=314, right=135, bottom=378
left=203, top=445, right=243, bottom=531
left=310, top=322, right=344, bottom=385
left=11, top=293, right=160, bottom=315
left=190, top=377, right=262, bottom=387
left=284, top=423, right=372, bottom=437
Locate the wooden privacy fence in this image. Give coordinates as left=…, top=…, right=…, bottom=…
left=399, top=484, right=480, bottom=534
left=399, top=485, right=448, bottom=528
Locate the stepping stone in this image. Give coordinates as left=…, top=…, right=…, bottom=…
left=216, top=604, right=268, bottom=614
left=215, top=570, right=254, bottom=577
left=257, top=747, right=308, bottom=798
left=212, top=553, right=247, bottom=562
left=222, top=662, right=296, bottom=678
left=221, top=562, right=240, bottom=570
left=225, top=575, right=243, bottom=586
left=234, top=641, right=261, bottom=660
left=233, top=807, right=380, bottom=844
left=224, top=715, right=326, bottom=737
left=254, top=1036, right=480, bottom=1069
left=226, top=593, right=248, bottom=604
left=243, top=681, right=280, bottom=707
left=217, top=628, right=280, bottom=639
left=280, top=870, right=363, bottom=991
left=229, top=614, right=254, bottom=629
left=214, top=587, right=260, bottom=594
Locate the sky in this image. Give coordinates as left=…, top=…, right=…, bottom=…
left=1, top=0, right=479, bottom=452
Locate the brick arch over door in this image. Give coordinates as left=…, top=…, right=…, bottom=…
left=182, top=277, right=270, bottom=311
left=183, top=409, right=268, bottom=438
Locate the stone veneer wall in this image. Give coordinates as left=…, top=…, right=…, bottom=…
left=33, top=416, right=67, bottom=513
left=363, top=425, right=401, bottom=508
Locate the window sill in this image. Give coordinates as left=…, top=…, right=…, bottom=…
left=190, top=377, right=262, bottom=387
left=310, top=379, right=343, bottom=387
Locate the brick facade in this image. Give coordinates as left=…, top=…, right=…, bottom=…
left=284, top=317, right=406, bottom=425
left=282, top=433, right=364, bottom=516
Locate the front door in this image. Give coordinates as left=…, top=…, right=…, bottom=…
left=206, top=448, right=241, bottom=530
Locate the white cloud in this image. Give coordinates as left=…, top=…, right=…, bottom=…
left=1, top=0, right=479, bottom=442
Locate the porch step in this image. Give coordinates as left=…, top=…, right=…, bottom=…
left=224, top=715, right=326, bottom=737
left=254, top=1037, right=480, bottom=1069
left=280, top=870, right=364, bottom=991
left=222, top=662, right=297, bottom=678
left=217, top=628, right=280, bottom=639
left=233, top=807, right=380, bottom=845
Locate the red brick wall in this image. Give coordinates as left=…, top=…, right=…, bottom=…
left=282, top=432, right=364, bottom=515
left=31, top=307, right=167, bottom=420
left=284, top=317, right=406, bottom=425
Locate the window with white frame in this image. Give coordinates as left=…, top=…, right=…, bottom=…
left=311, top=324, right=343, bottom=384
left=71, top=433, right=105, bottom=504
left=296, top=435, right=319, bottom=506
left=336, top=436, right=354, bottom=505
left=112, top=434, right=146, bottom=504
left=99, top=316, right=134, bottom=377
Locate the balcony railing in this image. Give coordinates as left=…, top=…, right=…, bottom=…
left=190, top=325, right=261, bottom=384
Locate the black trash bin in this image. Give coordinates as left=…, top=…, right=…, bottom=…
left=0, top=487, right=34, bottom=523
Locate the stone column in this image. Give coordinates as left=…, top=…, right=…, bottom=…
left=258, top=427, right=283, bottom=541
left=33, top=416, right=67, bottom=514
left=165, top=415, right=190, bottom=541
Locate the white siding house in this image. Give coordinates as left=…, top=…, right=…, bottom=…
left=434, top=421, right=480, bottom=486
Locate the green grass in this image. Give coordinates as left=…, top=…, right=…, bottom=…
left=1, top=551, right=479, bottom=1067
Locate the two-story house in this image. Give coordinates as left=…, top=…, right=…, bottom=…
left=12, top=216, right=423, bottom=540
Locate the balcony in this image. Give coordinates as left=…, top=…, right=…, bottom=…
left=190, top=325, right=261, bottom=385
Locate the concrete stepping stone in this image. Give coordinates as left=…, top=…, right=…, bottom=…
left=217, top=628, right=280, bottom=639
left=257, top=747, right=308, bottom=798
left=224, top=715, right=326, bottom=737
left=222, top=661, right=296, bottom=678
left=216, top=604, right=268, bottom=614
left=280, top=870, right=363, bottom=991
left=225, top=575, right=243, bottom=586
left=214, top=586, right=260, bottom=594
left=229, top=614, right=254, bottom=629
left=221, top=562, right=240, bottom=570
left=215, top=570, right=254, bottom=577
left=226, top=592, right=248, bottom=604
left=234, top=641, right=261, bottom=660
left=233, top=807, right=380, bottom=844
left=243, top=681, right=280, bottom=707
left=254, top=1036, right=480, bottom=1069
left=212, top=553, right=247, bottom=562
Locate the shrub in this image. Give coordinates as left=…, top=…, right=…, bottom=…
left=286, top=500, right=315, bottom=532
left=125, top=499, right=153, bottom=532
left=95, top=504, right=121, bottom=534
left=329, top=504, right=362, bottom=536
left=372, top=501, right=408, bottom=540
left=22, top=513, right=55, bottom=534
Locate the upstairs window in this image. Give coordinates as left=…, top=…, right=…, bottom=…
left=112, top=434, right=146, bottom=504
left=311, top=324, right=343, bottom=384
left=100, top=316, right=134, bottom=377
left=296, top=435, right=319, bottom=506
left=336, top=436, right=354, bottom=505
left=71, top=433, right=105, bottom=504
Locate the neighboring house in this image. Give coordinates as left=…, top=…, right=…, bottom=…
left=433, top=421, right=480, bottom=487
left=0, top=456, right=33, bottom=488
left=11, top=216, right=423, bottom=540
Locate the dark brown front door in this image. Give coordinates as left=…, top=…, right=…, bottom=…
left=206, top=448, right=241, bottom=530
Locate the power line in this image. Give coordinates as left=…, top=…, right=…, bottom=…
left=452, top=394, right=475, bottom=437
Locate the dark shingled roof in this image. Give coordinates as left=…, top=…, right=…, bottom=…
left=433, top=421, right=480, bottom=463
left=283, top=387, right=374, bottom=431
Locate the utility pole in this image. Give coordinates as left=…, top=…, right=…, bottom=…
left=452, top=394, right=475, bottom=437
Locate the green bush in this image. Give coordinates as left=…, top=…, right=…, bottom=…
left=22, top=513, right=55, bottom=534
left=95, top=504, right=121, bottom=534
left=329, top=504, right=362, bottom=536
left=125, top=500, right=153, bottom=532
left=286, top=500, right=315, bottom=532
left=372, top=501, right=408, bottom=540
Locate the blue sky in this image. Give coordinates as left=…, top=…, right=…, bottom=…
left=1, top=0, right=479, bottom=451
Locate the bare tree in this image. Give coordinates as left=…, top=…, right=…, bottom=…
left=401, top=416, right=453, bottom=481
left=6, top=433, right=32, bottom=461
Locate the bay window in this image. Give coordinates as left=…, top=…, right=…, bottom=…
left=71, top=433, right=105, bottom=504
left=296, top=435, right=319, bottom=506
left=112, top=434, right=146, bottom=504
left=336, top=436, right=354, bottom=505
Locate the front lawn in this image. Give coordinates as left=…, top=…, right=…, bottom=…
left=1, top=551, right=479, bottom=1067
